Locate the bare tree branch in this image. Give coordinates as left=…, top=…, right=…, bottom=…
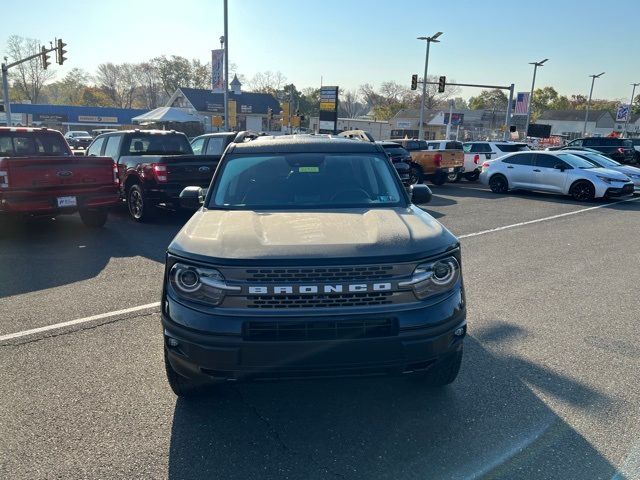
left=5, top=35, right=56, bottom=103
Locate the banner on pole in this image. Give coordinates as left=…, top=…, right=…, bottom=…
left=616, top=104, right=630, bottom=122
left=211, top=49, right=224, bottom=93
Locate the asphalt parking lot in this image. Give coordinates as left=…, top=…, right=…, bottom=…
left=1, top=182, right=639, bottom=480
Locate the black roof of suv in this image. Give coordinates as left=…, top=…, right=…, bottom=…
left=227, top=134, right=384, bottom=154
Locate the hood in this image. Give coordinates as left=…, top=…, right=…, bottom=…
left=612, top=165, right=640, bottom=177
left=589, top=167, right=631, bottom=181
left=169, top=206, right=458, bottom=263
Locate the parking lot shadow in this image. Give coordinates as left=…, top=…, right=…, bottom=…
left=167, top=334, right=618, bottom=480
left=0, top=207, right=193, bottom=298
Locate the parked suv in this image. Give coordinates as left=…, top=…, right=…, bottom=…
left=551, top=137, right=635, bottom=164
left=64, top=130, right=93, bottom=150
left=462, top=141, right=529, bottom=181
left=162, top=134, right=467, bottom=397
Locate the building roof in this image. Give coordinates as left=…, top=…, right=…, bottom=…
left=7, top=103, right=147, bottom=125
left=230, top=75, right=242, bottom=87
left=229, top=134, right=381, bottom=154
left=177, top=87, right=280, bottom=115
left=538, top=110, right=611, bottom=122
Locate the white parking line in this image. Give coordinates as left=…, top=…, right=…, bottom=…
left=2, top=195, right=638, bottom=342
left=458, top=196, right=640, bottom=239
left=0, top=302, right=161, bottom=342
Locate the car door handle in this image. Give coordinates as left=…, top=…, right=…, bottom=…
left=507, top=166, right=514, bottom=169
left=533, top=169, right=541, bottom=172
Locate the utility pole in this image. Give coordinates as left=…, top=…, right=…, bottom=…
left=503, top=84, right=514, bottom=141
left=445, top=99, right=453, bottom=139
left=2, top=60, right=11, bottom=126
left=417, top=32, right=442, bottom=140
left=524, top=58, right=548, bottom=140
left=223, top=0, right=229, bottom=131
left=622, top=82, right=639, bottom=138
left=583, top=72, right=605, bottom=136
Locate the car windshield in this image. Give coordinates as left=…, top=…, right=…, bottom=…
left=578, top=152, right=621, bottom=168
left=74, top=131, right=90, bottom=137
left=126, top=134, right=192, bottom=155
left=210, top=153, right=405, bottom=209
left=557, top=153, right=597, bottom=169
left=496, top=143, right=529, bottom=152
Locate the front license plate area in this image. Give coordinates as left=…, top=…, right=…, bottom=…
left=57, top=196, right=77, bottom=208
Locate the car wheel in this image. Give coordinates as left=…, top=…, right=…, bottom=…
left=415, top=348, right=463, bottom=387
left=447, top=171, right=461, bottom=183
left=79, top=208, right=108, bottom=228
left=409, top=166, right=423, bottom=185
left=464, top=171, right=480, bottom=182
left=164, top=349, right=208, bottom=398
left=570, top=180, right=595, bottom=202
left=431, top=172, right=447, bottom=186
left=489, top=174, right=508, bottom=193
left=127, top=184, right=156, bottom=222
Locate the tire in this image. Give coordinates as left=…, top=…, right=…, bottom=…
left=164, top=349, right=204, bottom=398
left=464, top=171, right=480, bottom=182
left=569, top=180, right=595, bottom=202
left=79, top=208, right=108, bottom=228
left=127, top=184, right=157, bottom=222
left=419, top=348, right=463, bottom=387
left=409, top=165, right=423, bottom=185
left=431, top=172, right=447, bottom=186
left=488, top=174, right=508, bottom=194
left=447, top=171, right=461, bottom=183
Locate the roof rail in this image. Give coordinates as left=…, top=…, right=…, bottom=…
left=233, top=130, right=260, bottom=143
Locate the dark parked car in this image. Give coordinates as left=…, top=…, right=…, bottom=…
left=377, top=141, right=412, bottom=186
left=64, top=130, right=93, bottom=149
left=550, top=137, right=636, bottom=164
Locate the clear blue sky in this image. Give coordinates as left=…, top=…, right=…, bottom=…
left=2, top=0, right=638, bottom=102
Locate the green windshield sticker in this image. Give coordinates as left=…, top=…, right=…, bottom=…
left=299, top=166, right=319, bottom=173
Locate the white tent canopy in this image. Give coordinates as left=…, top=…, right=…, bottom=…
left=132, top=107, right=202, bottom=124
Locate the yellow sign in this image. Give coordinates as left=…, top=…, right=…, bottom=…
left=291, top=116, right=300, bottom=127
left=228, top=100, right=237, bottom=128
left=320, top=101, right=336, bottom=111
left=281, top=103, right=290, bottom=123
left=212, top=116, right=223, bottom=127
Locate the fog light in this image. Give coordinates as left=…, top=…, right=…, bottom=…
left=454, top=327, right=465, bottom=337
left=167, top=337, right=179, bottom=347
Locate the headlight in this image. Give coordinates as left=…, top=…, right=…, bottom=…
left=168, top=262, right=238, bottom=306
left=400, top=256, right=461, bottom=300
left=596, top=175, right=624, bottom=184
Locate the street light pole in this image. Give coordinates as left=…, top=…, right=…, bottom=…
left=223, top=0, right=229, bottom=131
left=417, top=32, right=442, bottom=141
left=524, top=58, right=547, bottom=140
left=622, top=82, right=639, bottom=138
left=2, top=62, right=11, bottom=126
left=583, top=72, right=605, bottom=137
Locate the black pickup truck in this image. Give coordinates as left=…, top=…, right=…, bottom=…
left=86, top=130, right=219, bottom=221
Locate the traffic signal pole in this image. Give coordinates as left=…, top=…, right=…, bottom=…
left=2, top=63, right=11, bottom=125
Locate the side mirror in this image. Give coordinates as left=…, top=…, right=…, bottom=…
left=554, top=164, right=566, bottom=171
left=410, top=184, right=432, bottom=205
left=179, top=186, right=204, bottom=209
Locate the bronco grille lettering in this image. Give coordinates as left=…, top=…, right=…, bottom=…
left=246, top=283, right=393, bottom=295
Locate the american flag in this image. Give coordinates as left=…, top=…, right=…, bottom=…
left=514, top=92, right=530, bottom=115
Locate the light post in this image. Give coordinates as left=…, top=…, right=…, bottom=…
left=417, top=32, right=442, bottom=140
left=524, top=58, right=547, bottom=140
left=622, top=82, right=639, bottom=138
left=222, top=0, right=229, bottom=131
left=583, top=72, right=605, bottom=136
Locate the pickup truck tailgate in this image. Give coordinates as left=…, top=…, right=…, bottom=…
left=164, top=155, right=218, bottom=187
left=1, top=156, right=115, bottom=189
left=439, top=151, right=464, bottom=168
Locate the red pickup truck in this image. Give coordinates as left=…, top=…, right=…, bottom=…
left=0, top=127, right=120, bottom=227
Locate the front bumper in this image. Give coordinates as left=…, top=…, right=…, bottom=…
left=162, top=290, right=467, bottom=382
left=604, top=183, right=635, bottom=197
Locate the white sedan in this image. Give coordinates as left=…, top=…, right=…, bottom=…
left=563, top=149, right=640, bottom=192
left=479, top=151, right=634, bottom=201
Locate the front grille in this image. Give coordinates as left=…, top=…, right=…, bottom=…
left=623, top=184, right=634, bottom=193
left=247, top=292, right=394, bottom=309
left=244, top=266, right=394, bottom=283
left=244, top=318, right=397, bottom=341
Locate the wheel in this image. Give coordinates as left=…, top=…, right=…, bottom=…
left=489, top=174, right=508, bottom=193
left=447, top=171, right=461, bottom=183
left=569, top=180, right=595, bottom=202
left=127, top=184, right=157, bottom=222
left=79, top=208, right=108, bottom=228
left=431, top=172, right=447, bottom=186
left=164, top=349, right=204, bottom=398
left=409, top=166, right=423, bottom=185
left=418, top=348, right=463, bottom=387
left=464, top=171, right=480, bottom=182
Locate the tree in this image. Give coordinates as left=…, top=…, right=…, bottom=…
left=299, top=87, right=320, bottom=120
left=451, top=97, right=469, bottom=110
left=338, top=90, right=367, bottom=118
left=632, top=94, right=640, bottom=115
left=5, top=35, right=56, bottom=103
left=43, top=68, right=90, bottom=105
left=468, top=89, right=508, bottom=110
left=81, top=87, right=112, bottom=107
left=151, top=55, right=211, bottom=97
left=246, top=71, right=286, bottom=94
left=135, top=62, right=164, bottom=109
left=94, top=62, right=139, bottom=108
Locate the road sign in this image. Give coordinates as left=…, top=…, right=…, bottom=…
left=319, top=86, right=339, bottom=134
left=228, top=100, right=236, bottom=128
left=212, top=116, right=223, bottom=127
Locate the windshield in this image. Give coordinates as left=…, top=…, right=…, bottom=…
left=383, top=146, right=409, bottom=156
left=125, top=134, right=192, bottom=155
left=557, top=153, right=597, bottom=169
left=496, top=143, right=529, bottom=152
left=578, top=152, right=621, bottom=168
left=210, top=153, right=406, bottom=209
left=73, top=131, right=90, bottom=137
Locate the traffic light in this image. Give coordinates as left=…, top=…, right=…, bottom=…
left=41, top=46, right=50, bottom=70
left=438, top=76, right=446, bottom=93
left=56, top=39, right=67, bottom=65
left=411, top=74, right=418, bottom=90
left=300, top=114, right=305, bottom=122
left=267, top=107, right=273, bottom=120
